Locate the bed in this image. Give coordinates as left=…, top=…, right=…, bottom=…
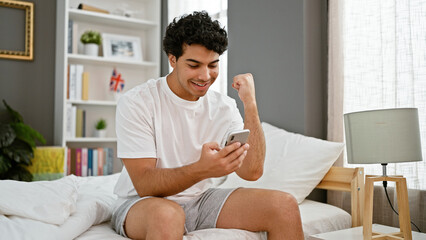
left=0, top=122, right=365, bottom=239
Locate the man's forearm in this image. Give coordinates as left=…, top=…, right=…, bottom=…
left=237, top=102, right=266, bottom=180
left=134, top=162, right=207, bottom=197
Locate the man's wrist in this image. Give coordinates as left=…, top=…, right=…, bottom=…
left=186, top=161, right=209, bottom=182
left=243, top=100, right=258, bottom=112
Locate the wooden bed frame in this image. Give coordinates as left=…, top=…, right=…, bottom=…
left=315, top=166, right=365, bottom=227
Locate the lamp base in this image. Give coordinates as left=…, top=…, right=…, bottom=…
left=363, top=175, right=412, bottom=240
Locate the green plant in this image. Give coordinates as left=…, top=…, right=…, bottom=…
left=0, top=100, right=46, bottom=181
left=80, top=30, right=102, bottom=45
left=95, top=119, right=107, bottom=130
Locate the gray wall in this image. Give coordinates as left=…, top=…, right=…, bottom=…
left=228, top=0, right=328, bottom=202
left=0, top=0, right=57, bottom=145
left=228, top=0, right=327, bottom=139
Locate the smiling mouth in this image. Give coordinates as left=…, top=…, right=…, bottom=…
left=192, top=81, right=209, bottom=87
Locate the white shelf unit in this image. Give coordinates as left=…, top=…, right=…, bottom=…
left=54, top=0, right=161, bottom=174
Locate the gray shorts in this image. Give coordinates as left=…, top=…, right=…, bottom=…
left=111, top=188, right=237, bottom=237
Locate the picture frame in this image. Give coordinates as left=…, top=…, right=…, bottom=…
left=0, top=0, right=34, bottom=61
left=102, top=33, right=142, bottom=62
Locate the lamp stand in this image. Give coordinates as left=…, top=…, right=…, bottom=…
left=363, top=175, right=412, bottom=240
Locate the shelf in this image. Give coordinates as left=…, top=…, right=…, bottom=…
left=68, top=54, right=158, bottom=69
left=67, top=137, right=117, bottom=142
left=68, top=9, right=158, bottom=30
left=68, top=99, right=117, bottom=106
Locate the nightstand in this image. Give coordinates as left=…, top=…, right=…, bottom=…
left=309, top=224, right=426, bottom=240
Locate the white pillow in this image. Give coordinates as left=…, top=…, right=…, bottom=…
left=0, top=175, right=78, bottom=225
left=219, top=122, right=344, bottom=203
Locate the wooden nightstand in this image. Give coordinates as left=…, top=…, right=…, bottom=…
left=308, top=224, right=426, bottom=240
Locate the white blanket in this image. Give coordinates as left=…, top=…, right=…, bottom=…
left=0, top=174, right=119, bottom=240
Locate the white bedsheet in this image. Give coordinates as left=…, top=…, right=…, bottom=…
left=0, top=174, right=351, bottom=240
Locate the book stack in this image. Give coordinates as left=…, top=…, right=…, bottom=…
left=68, top=64, right=89, bottom=101
left=67, top=147, right=114, bottom=176
left=66, top=104, right=86, bottom=138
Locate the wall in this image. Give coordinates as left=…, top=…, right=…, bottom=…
left=228, top=0, right=328, bottom=201
left=228, top=0, right=327, bottom=138
left=0, top=0, right=57, bottom=145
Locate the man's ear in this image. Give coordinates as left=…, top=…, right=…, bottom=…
left=168, top=54, right=177, bottom=68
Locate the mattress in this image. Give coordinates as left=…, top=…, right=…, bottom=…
left=76, top=199, right=351, bottom=240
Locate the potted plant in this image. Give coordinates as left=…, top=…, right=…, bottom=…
left=80, top=30, right=102, bottom=56
left=0, top=100, right=46, bottom=181
left=94, top=118, right=107, bottom=138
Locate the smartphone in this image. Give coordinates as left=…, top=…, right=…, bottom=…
left=225, top=129, right=250, bottom=146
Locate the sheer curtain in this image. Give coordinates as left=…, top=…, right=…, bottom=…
left=341, top=0, right=426, bottom=190
left=167, top=0, right=228, bottom=95
left=328, top=0, right=426, bottom=230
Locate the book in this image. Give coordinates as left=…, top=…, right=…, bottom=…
left=26, top=147, right=65, bottom=181
left=67, top=148, right=71, bottom=175
left=103, top=147, right=108, bottom=175
left=76, top=108, right=83, bottom=138
left=78, top=3, right=109, bottom=14
left=70, top=148, right=77, bottom=175
left=67, top=65, right=70, bottom=99
left=68, top=20, right=73, bottom=53
left=82, top=72, right=89, bottom=100
left=75, top=148, right=82, bottom=176
left=97, top=147, right=104, bottom=175
left=66, top=103, right=73, bottom=138
left=75, top=64, right=84, bottom=100
left=71, top=105, right=77, bottom=138
left=69, top=64, right=77, bottom=100
left=81, top=148, right=88, bottom=177
left=105, top=147, right=114, bottom=175
left=92, top=149, right=98, bottom=176
left=82, top=110, right=86, bottom=137
left=88, top=148, right=93, bottom=176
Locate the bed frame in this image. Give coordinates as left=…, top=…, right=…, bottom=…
left=315, top=166, right=364, bottom=227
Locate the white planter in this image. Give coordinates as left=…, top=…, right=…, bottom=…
left=84, top=43, right=99, bottom=56
left=94, top=129, right=107, bottom=138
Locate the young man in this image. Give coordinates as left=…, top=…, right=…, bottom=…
left=112, top=11, right=303, bottom=240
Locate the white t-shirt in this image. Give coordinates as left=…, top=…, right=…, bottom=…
left=113, top=76, right=244, bottom=204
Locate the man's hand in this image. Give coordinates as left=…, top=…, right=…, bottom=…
left=232, top=73, right=256, bottom=106
left=196, top=142, right=249, bottom=178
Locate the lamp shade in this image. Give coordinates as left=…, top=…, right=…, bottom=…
left=344, top=108, right=422, bottom=164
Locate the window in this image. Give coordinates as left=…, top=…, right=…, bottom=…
left=168, top=0, right=228, bottom=95
left=342, top=0, right=426, bottom=190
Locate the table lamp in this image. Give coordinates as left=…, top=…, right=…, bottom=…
left=344, top=108, right=423, bottom=240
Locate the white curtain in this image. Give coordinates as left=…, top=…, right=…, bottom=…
left=328, top=0, right=426, bottom=230
left=341, top=0, right=426, bottom=190
left=167, top=0, right=228, bottom=95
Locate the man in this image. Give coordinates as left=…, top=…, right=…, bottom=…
left=112, top=11, right=303, bottom=240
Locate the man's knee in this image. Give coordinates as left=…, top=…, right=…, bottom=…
left=267, top=190, right=299, bottom=215
left=125, top=199, right=185, bottom=239
left=152, top=200, right=185, bottom=225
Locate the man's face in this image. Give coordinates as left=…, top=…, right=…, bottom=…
left=168, top=44, right=219, bottom=101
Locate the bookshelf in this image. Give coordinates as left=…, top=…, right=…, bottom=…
left=54, top=0, right=161, bottom=175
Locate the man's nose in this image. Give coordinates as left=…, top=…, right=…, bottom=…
left=198, top=67, right=210, bottom=81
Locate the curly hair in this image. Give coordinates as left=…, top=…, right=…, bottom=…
left=163, top=11, right=228, bottom=59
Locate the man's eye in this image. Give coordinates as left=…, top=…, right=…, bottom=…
left=209, top=65, right=218, bottom=68
left=188, top=64, right=198, bottom=68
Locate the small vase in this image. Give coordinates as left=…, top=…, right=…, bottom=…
left=94, top=129, right=107, bottom=138
left=84, top=43, right=99, bottom=56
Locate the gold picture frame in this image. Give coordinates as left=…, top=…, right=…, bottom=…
left=0, top=0, right=34, bottom=61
